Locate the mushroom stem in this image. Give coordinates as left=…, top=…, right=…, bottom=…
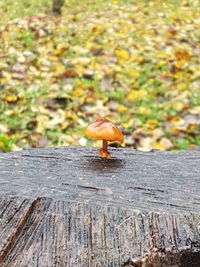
left=103, top=139, right=108, bottom=151
left=100, top=140, right=110, bottom=159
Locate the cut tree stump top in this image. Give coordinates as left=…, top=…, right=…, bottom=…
left=0, top=146, right=200, bottom=267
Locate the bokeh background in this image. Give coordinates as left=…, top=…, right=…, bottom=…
left=0, top=0, right=200, bottom=152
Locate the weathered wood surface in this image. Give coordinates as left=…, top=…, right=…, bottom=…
left=0, top=146, right=200, bottom=266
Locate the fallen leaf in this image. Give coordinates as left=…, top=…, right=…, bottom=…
left=189, top=106, right=200, bottom=114
left=127, top=89, right=147, bottom=102
left=6, top=95, right=19, bottom=103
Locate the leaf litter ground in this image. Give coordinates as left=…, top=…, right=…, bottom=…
left=0, top=0, right=200, bottom=152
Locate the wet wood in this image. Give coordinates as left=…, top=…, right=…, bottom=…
left=0, top=146, right=200, bottom=266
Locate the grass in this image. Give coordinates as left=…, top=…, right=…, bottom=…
left=0, top=0, right=50, bottom=24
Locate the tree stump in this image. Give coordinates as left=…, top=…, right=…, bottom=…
left=52, top=0, right=64, bottom=15
left=0, top=146, right=200, bottom=266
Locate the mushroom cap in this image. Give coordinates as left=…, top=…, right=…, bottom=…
left=84, top=117, right=124, bottom=144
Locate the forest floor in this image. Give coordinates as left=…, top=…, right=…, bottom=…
left=0, top=0, right=200, bottom=152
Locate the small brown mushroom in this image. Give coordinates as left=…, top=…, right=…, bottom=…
left=84, top=117, right=124, bottom=159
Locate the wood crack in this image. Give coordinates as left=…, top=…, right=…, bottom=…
left=0, top=198, right=49, bottom=264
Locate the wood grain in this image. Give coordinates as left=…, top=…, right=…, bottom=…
left=0, top=146, right=200, bottom=266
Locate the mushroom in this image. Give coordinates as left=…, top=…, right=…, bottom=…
left=84, top=117, right=124, bottom=159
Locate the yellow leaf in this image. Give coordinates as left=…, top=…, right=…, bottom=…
left=157, top=52, right=171, bottom=59
left=2, top=31, right=10, bottom=40
left=157, top=60, right=167, bottom=67
left=53, top=46, right=68, bottom=56
left=170, top=117, right=184, bottom=126
left=127, top=89, right=146, bottom=102
left=128, top=69, right=140, bottom=78
left=12, top=134, right=24, bottom=139
left=75, top=65, right=85, bottom=76
left=66, top=111, right=78, bottom=122
left=112, top=0, right=119, bottom=4
left=177, top=83, right=187, bottom=91
left=115, top=50, right=129, bottom=61
left=73, top=88, right=84, bottom=97
left=36, top=115, right=49, bottom=134
left=91, top=25, right=104, bottom=35
left=6, top=95, right=18, bottom=103
left=137, top=107, right=151, bottom=115
left=85, top=40, right=93, bottom=49
left=118, top=105, right=128, bottom=113
left=0, top=77, right=11, bottom=84
left=0, top=141, right=4, bottom=148
left=53, top=64, right=65, bottom=74
left=123, top=118, right=141, bottom=128
left=152, top=142, right=165, bottom=151
left=168, top=101, right=185, bottom=112
left=135, top=56, right=145, bottom=63
left=145, top=120, right=158, bottom=129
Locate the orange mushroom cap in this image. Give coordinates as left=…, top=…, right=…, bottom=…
left=84, top=117, right=124, bottom=144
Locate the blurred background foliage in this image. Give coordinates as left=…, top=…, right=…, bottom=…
left=0, top=0, right=200, bottom=152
